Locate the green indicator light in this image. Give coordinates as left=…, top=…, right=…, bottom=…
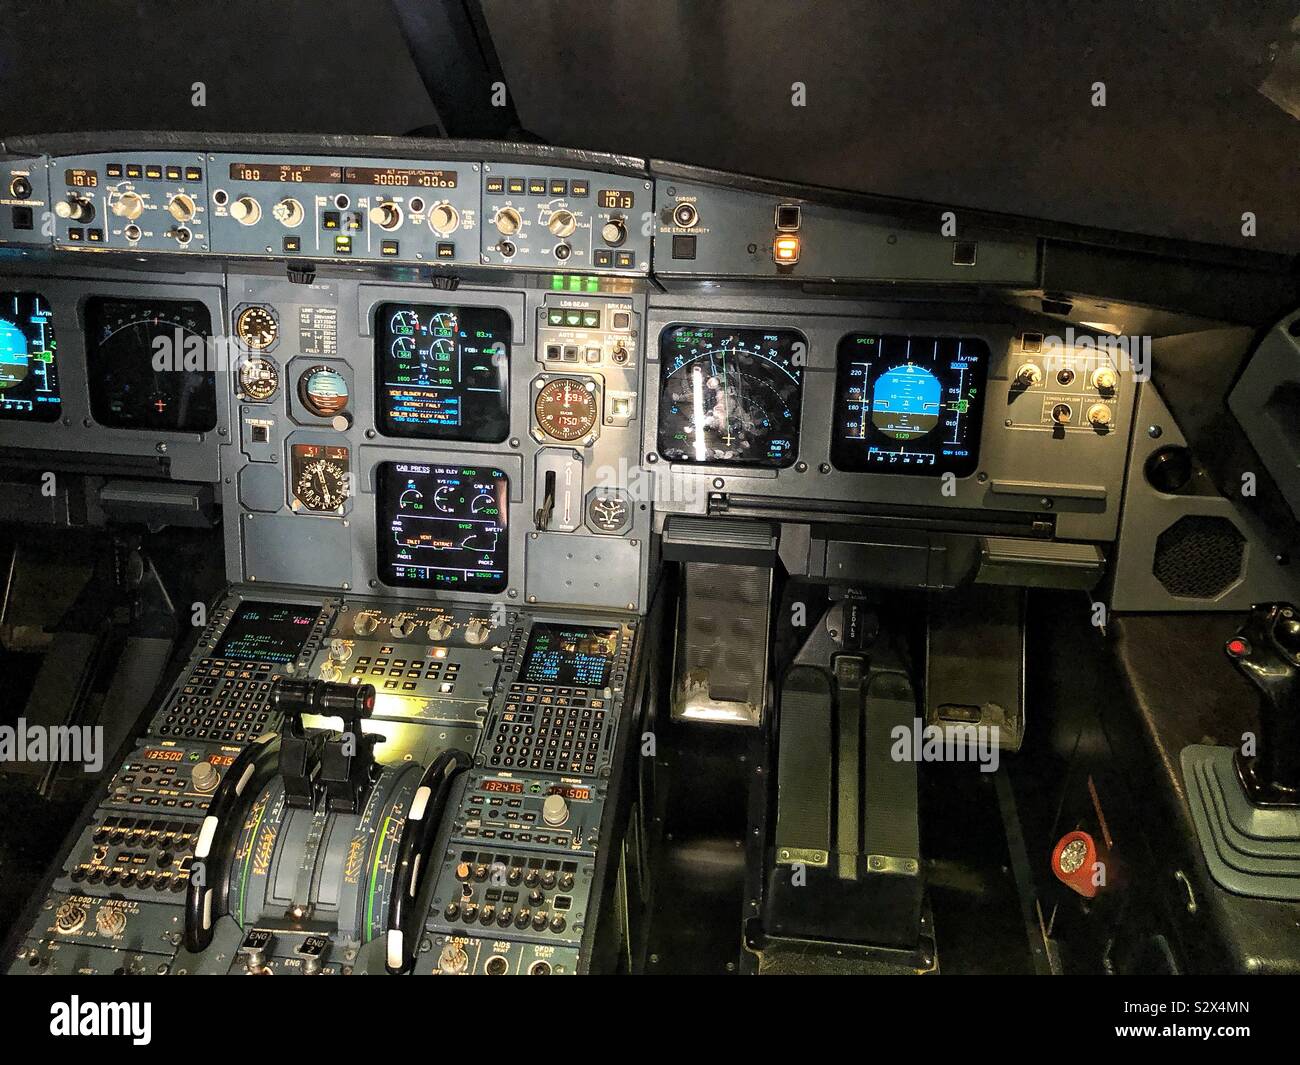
left=584, top=277, right=599, bottom=293
left=567, top=275, right=582, bottom=291
left=550, top=274, right=565, bottom=290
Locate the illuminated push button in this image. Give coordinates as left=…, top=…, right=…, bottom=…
left=773, top=234, right=800, bottom=264
left=1051, top=830, right=1100, bottom=898
left=1015, top=363, right=1042, bottom=387
left=1092, top=366, right=1118, bottom=392
left=1087, top=403, right=1113, bottom=429
left=542, top=793, right=570, bottom=827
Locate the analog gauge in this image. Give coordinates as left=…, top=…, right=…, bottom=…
left=234, top=305, right=279, bottom=351
left=238, top=356, right=280, bottom=402
left=290, top=443, right=350, bottom=512
left=657, top=325, right=805, bottom=468
left=534, top=377, right=599, bottom=441
left=298, top=364, right=349, bottom=417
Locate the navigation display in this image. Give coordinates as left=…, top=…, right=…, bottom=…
left=0, top=292, right=59, bottom=422
left=657, top=324, right=804, bottom=468
left=214, top=601, right=318, bottom=663
left=520, top=624, right=620, bottom=688
left=831, top=333, right=989, bottom=477
left=375, top=304, right=510, bottom=442
left=377, top=462, right=508, bottom=593
left=85, top=297, right=216, bottom=432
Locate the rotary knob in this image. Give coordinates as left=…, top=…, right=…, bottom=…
left=54, top=196, right=94, bottom=222
left=1091, top=366, right=1118, bottom=392
left=95, top=906, right=127, bottom=937
left=272, top=198, right=304, bottom=227
left=1087, top=403, right=1113, bottom=428
left=229, top=196, right=261, bottom=226
left=547, top=209, right=577, bottom=238
left=542, top=792, right=570, bottom=827
left=112, top=191, right=144, bottom=220
left=368, top=202, right=402, bottom=230
left=437, top=942, right=468, bottom=974
left=318, top=661, right=342, bottom=682
left=601, top=218, right=627, bottom=246
left=53, top=902, right=87, bottom=934
left=494, top=206, right=522, bottom=236
left=191, top=761, right=220, bottom=793
left=1051, top=402, right=1074, bottom=425
left=464, top=617, right=491, bottom=646
left=1015, top=363, right=1042, bottom=387
left=328, top=638, right=352, bottom=664
left=427, top=616, right=454, bottom=642
left=391, top=617, right=418, bottom=639
left=428, top=202, right=459, bottom=236
left=353, top=612, right=379, bottom=636
left=168, top=193, right=196, bottom=223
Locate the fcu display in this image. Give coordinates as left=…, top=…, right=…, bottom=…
left=831, top=333, right=989, bottom=476
left=521, top=624, right=620, bottom=687
left=657, top=325, right=804, bottom=467
left=84, top=297, right=216, bottom=432
left=378, top=462, right=508, bottom=592
left=0, top=292, right=59, bottom=421
left=376, top=303, right=510, bottom=441
left=213, top=600, right=319, bottom=662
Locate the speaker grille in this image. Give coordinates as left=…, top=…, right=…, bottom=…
left=1153, top=515, right=1245, bottom=599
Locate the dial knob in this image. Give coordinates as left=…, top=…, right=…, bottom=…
left=272, top=198, right=304, bottom=227
left=167, top=193, right=196, bottom=223
left=427, top=616, right=454, bottom=642
left=229, top=196, right=261, bottom=225
left=95, top=907, right=127, bottom=937
left=494, top=207, right=522, bottom=236
left=601, top=218, right=627, bottom=246
left=464, top=617, right=491, bottom=646
left=368, top=202, right=402, bottom=230
left=353, top=612, right=379, bottom=636
left=191, top=761, right=220, bottom=793
left=1087, top=402, right=1113, bottom=428
left=391, top=617, right=418, bottom=639
left=112, top=191, right=144, bottom=220
left=1051, top=402, right=1073, bottom=425
left=542, top=792, right=570, bottom=827
left=547, top=209, right=577, bottom=238
left=318, top=661, right=342, bottom=682
left=328, top=638, right=352, bottom=663
left=54, top=197, right=94, bottom=222
left=1015, top=363, right=1042, bottom=387
left=1091, top=366, right=1118, bottom=392
left=437, top=943, right=468, bottom=974
left=428, top=202, right=459, bottom=236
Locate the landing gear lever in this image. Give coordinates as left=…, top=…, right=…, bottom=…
left=1226, top=602, right=1300, bottom=806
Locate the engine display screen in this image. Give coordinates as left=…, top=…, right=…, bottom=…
left=85, top=297, right=216, bottom=432
left=657, top=324, right=805, bottom=468
left=377, top=463, right=508, bottom=593
left=213, top=601, right=319, bottom=663
left=831, top=333, right=989, bottom=477
left=0, top=292, right=60, bottom=422
left=520, top=624, right=619, bottom=688
left=375, top=304, right=510, bottom=442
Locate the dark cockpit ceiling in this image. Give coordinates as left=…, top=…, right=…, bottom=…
left=2, top=0, right=1299, bottom=252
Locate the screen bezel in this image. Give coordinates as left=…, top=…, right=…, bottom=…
left=373, top=302, right=512, bottom=443
left=375, top=461, right=510, bottom=594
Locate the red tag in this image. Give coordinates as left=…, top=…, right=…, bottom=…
left=1051, top=830, right=1099, bottom=898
